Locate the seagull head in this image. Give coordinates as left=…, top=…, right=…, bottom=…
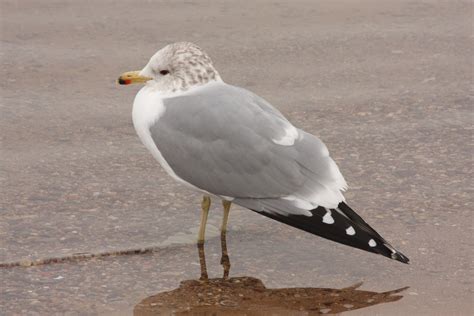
left=118, top=42, right=221, bottom=92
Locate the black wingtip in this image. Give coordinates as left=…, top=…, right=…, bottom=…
left=251, top=202, right=410, bottom=264
left=377, top=242, right=409, bottom=264
left=391, top=250, right=410, bottom=264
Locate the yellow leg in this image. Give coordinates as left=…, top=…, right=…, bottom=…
left=221, top=200, right=231, bottom=233
left=221, top=200, right=231, bottom=278
left=197, top=196, right=211, bottom=243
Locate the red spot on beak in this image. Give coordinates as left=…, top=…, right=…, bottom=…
left=118, top=78, right=132, bottom=85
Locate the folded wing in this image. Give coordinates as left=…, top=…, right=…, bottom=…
left=151, top=83, right=346, bottom=212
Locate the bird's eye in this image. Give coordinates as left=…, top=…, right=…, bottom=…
left=159, top=70, right=170, bottom=75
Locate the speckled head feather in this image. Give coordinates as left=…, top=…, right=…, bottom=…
left=139, top=42, right=222, bottom=93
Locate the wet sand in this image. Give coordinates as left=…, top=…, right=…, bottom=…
left=1, top=0, right=473, bottom=314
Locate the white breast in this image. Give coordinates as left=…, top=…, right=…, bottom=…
left=132, top=86, right=211, bottom=194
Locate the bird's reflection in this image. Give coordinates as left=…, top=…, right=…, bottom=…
left=135, top=233, right=408, bottom=315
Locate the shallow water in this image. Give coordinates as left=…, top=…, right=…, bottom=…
left=133, top=242, right=408, bottom=315
left=1, top=0, right=472, bottom=314
left=135, top=276, right=406, bottom=316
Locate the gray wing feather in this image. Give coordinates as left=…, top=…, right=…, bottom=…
left=150, top=84, right=346, bottom=209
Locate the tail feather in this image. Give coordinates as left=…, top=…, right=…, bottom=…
left=251, top=202, right=409, bottom=264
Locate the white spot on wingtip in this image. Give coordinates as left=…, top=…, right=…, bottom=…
left=369, top=239, right=377, bottom=247
left=346, top=226, right=355, bottom=235
left=322, top=209, right=335, bottom=224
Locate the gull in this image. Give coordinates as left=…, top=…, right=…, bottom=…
left=118, top=42, right=409, bottom=264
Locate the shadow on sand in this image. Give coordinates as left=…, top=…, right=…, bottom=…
left=134, top=233, right=408, bottom=315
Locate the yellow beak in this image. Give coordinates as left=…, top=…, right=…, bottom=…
left=117, top=71, right=152, bottom=85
